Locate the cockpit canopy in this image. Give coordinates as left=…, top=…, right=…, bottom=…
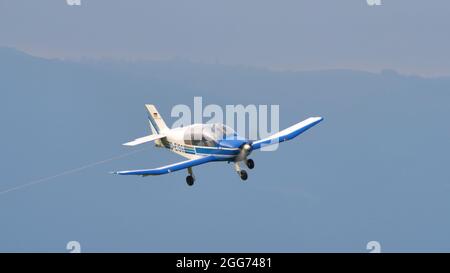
left=184, top=123, right=237, bottom=147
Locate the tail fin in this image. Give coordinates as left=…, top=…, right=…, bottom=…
left=145, top=104, right=169, bottom=134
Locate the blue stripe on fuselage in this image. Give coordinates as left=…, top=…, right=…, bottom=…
left=166, top=141, right=239, bottom=156
left=195, top=147, right=239, bottom=156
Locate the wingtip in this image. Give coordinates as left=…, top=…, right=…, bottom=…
left=312, top=116, right=324, bottom=122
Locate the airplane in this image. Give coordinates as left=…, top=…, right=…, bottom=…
left=112, top=105, right=323, bottom=186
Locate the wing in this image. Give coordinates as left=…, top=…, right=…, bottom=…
left=123, top=134, right=166, bottom=147
left=112, top=156, right=217, bottom=176
left=251, top=117, right=323, bottom=150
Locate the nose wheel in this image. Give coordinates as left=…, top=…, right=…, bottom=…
left=234, top=162, right=249, bottom=181
left=246, top=159, right=255, bottom=169
left=239, top=170, right=248, bottom=181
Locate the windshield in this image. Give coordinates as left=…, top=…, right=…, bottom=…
left=204, top=124, right=236, bottom=141
left=184, top=124, right=237, bottom=147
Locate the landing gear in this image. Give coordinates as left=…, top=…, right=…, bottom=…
left=186, top=175, right=195, bottom=186
left=246, top=159, right=255, bottom=169
left=239, top=170, right=248, bottom=181
left=186, top=167, right=195, bottom=186
left=234, top=162, right=249, bottom=181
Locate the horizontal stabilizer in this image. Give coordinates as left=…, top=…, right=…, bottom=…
left=123, top=134, right=166, bottom=147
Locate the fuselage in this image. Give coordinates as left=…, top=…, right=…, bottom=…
left=158, top=124, right=248, bottom=161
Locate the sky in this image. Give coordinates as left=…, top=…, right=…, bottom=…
left=1, top=1, right=450, bottom=253
left=1, top=48, right=450, bottom=252
left=1, top=0, right=450, bottom=76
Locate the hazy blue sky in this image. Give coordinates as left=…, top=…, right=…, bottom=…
left=1, top=48, right=450, bottom=252
left=1, top=0, right=450, bottom=76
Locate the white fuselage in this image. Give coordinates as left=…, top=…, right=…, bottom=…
left=159, top=124, right=242, bottom=161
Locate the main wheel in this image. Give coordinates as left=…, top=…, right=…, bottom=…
left=186, top=175, right=195, bottom=186
left=246, top=159, right=255, bottom=169
left=239, top=170, right=248, bottom=181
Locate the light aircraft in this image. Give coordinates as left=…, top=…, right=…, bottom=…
left=113, top=105, right=323, bottom=186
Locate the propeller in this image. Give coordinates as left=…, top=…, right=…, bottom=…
left=238, top=142, right=253, bottom=160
